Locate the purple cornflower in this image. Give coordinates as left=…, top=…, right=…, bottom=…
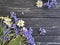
left=12, top=23, right=20, bottom=35
left=10, top=12, right=19, bottom=23
left=14, top=18, right=19, bottom=23
left=10, top=12, right=17, bottom=18
left=48, top=0, right=57, bottom=8
left=14, top=27, right=20, bottom=35
left=39, top=28, right=46, bottom=35
left=43, top=0, right=57, bottom=8
left=28, top=27, right=33, bottom=34
left=13, top=24, right=20, bottom=35
left=15, top=30, right=19, bottom=35
left=28, top=37, right=35, bottom=45
left=22, top=27, right=35, bottom=45
left=12, top=24, right=16, bottom=28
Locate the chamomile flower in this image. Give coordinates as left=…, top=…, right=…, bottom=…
left=4, top=17, right=11, bottom=21
left=36, top=0, right=43, bottom=7
left=17, top=19, right=24, bottom=27
left=3, top=21, right=12, bottom=27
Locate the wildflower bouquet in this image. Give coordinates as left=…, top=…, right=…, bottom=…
left=0, top=12, right=35, bottom=45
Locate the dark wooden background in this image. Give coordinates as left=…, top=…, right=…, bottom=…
left=0, top=0, right=60, bottom=45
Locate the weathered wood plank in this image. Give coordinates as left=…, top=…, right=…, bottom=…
left=19, top=18, right=60, bottom=28
left=32, top=29, right=60, bottom=36
left=36, top=42, right=60, bottom=45
left=34, top=36, right=60, bottom=42
left=0, top=0, right=60, bottom=17
left=0, top=7, right=60, bottom=17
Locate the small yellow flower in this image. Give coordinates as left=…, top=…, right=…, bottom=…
left=3, top=21, right=12, bottom=27
left=17, top=20, right=24, bottom=27
left=36, top=0, right=43, bottom=7
left=4, top=17, right=11, bottom=21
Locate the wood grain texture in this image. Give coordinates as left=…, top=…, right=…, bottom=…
left=0, top=0, right=60, bottom=45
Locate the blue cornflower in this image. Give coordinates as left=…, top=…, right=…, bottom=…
left=14, top=28, right=20, bottom=35
left=22, top=27, right=35, bottom=45
left=10, top=12, right=17, bottom=18
left=22, top=27, right=28, bottom=33
left=10, top=12, right=19, bottom=23
left=26, top=32, right=32, bottom=39
left=39, top=28, right=46, bottom=35
left=12, top=24, right=16, bottom=28
left=15, top=30, right=19, bottom=35
left=29, top=27, right=33, bottom=34
left=27, top=34, right=35, bottom=45
left=22, top=27, right=29, bottom=38
left=14, top=18, right=19, bottom=23
left=48, top=0, right=57, bottom=8
left=28, top=37, right=34, bottom=43
left=12, top=24, right=20, bottom=35
left=43, top=0, right=57, bottom=8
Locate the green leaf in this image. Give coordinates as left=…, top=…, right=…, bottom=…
left=8, top=35, right=25, bottom=45
left=9, top=34, right=14, bottom=37
left=0, top=21, right=6, bottom=37
left=0, top=20, right=7, bottom=45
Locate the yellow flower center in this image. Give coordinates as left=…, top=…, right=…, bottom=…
left=17, top=20, right=24, bottom=27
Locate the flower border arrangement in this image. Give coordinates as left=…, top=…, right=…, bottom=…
left=36, top=0, right=57, bottom=8
left=0, top=12, right=35, bottom=45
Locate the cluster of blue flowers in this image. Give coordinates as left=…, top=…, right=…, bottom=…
left=23, top=27, right=35, bottom=45
left=0, top=12, right=47, bottom=45
left=43, top=0, right=57, bottom=8
left=1, top=12, right=35, bottom=45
